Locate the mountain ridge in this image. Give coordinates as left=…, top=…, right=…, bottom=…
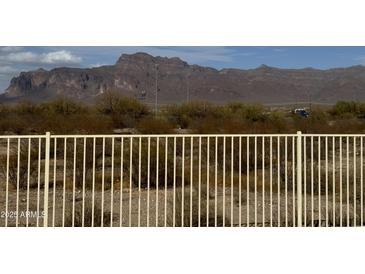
left=2, top=52, right=365, bottom=104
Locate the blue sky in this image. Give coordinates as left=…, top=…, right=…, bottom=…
left=1, top=46, right=365, bottom=91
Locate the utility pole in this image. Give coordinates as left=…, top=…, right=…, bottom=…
left=186, top=73, right=190, bottom=103
left=155, top=63, right=158, bottom=115
left=307, top=90, right=312, bottom=112
left=308, top=90, right=312, bottom=112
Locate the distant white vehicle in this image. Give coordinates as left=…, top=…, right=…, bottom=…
left=138, top=90, right=146, bottom=100
left=293, top=108, right=310, bottom=118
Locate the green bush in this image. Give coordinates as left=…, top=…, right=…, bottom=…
left=330, top=101, right=365, bottom=118
left=225, top=102, right=266, bottom=122
left=97, top=90, right=150, bottom=128
left=164, top=101, right=223, bottom=129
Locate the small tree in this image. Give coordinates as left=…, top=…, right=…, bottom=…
left=97, top=90, right=150, bottom=128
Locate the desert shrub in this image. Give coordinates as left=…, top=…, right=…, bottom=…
left=265, top=111, right=290, bottom=133
left=12, top=100, right=41, bottom=115
left=97, top=90, right=150, bottom=128
left=0, top=113, right=29, bottom=134
left=190, top=116, right=223, bottom=133
left=0, top=102, right=46, bottom=134
left=38, top=113, right=113, bottom=134
left=163, top=105, right=190, bottom=129
left=136, top=117, right=174, bottom=134
left=330, top=101, right=365, bottom=118
left=130, top=138, right=187, bottom=188
left=165, top=102, right=269, bottom=133
left=0, top=104, right=11, bottom=114
left=225, top=102, right=266, bottom=122
left=164, top=101, right=223, bottom=129
left=40, top=97, right=88, bottom=116
left=330, top=101, right=357, bottom=117
left=0, top=140, right=40, bottom=190
left=0, top=97, right=115, bottom=134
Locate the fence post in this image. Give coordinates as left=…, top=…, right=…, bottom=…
left=296, top=131, right=303, bottom=227
left=44, top=132, right=51, bottom=227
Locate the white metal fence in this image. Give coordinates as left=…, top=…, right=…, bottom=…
left=0, top=132, right=363, bottom=227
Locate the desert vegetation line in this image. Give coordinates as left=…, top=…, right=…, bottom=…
left=1, top=91, right=365, bottom=134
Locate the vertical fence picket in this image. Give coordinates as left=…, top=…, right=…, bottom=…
left=332, top=137, right=336, bottom=227
left=361, top=137, right=364, bottom=227
left=92, top=138, right=96, bottom=227
left=173, top=137, right=176, bottom=227
left=119, top=137, right=123, bottom=227
left=62, top=138, right=66, bottom=227
left=353, top=137, right=356, bottom=226
left=325, top=136, right=328, bottom=227
left=340, top=137, right=343, bottom=227
left=318, top=137, right=321, bottom=227
left=247, top=137, right=250, bottom=227
left=5, top=139, right=10, bottom=227
left=110, top=137, right=115, bottom=227
left=231, top=137, right=234, bottom=227
left=181, top=137, right=184, bottom=227
left=215, top=137, right=218, bottom=227
left=72, top=137, right=76, bottom=227
left=296, top=132, right=302, bottom=227
left=53, top=138, right=57, bottom=227
left=138, top=137, right=141, bottom=227
left=262, top=137, right=265, bottom=227
left=277, top=136, right=280, bottom=227
left=239, top=137, right=242, bottom=227
left=26, top=138, right=31, bottom=227
left=16, top=138, right=20, bottom=227
left=353, top=137, right=357, bottom=226
left=43, top=132, right=51, bottom=227
left=129, top=137, right=133, bottom=227
left=206, top=137, right=210, bottom=227
left=254, top=136, right=257, bottom=227
left=156, top=137, right=160, bottom=227
left=223, top=136, right=226, bottom=227
left=165, top=137, right=168, bottom=227
left=270, top=136, right=273, bottom=227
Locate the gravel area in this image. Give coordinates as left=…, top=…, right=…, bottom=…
left=0, top=187, right=363, bottom=227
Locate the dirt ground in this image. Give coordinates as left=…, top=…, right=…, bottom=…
left=0, top=186, right=363, bottom=227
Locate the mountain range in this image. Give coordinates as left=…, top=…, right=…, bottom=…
left=2, top=52, right=365, bottom=104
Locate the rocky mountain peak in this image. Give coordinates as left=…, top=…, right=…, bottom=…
left=116, top=52, right=188, bottom=68
left=116, top=52, right=156, bottom=64
left=2, top=52, right=365, bottom=104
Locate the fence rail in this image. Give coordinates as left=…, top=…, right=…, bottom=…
left=0, top=132, right=363, bottom=227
